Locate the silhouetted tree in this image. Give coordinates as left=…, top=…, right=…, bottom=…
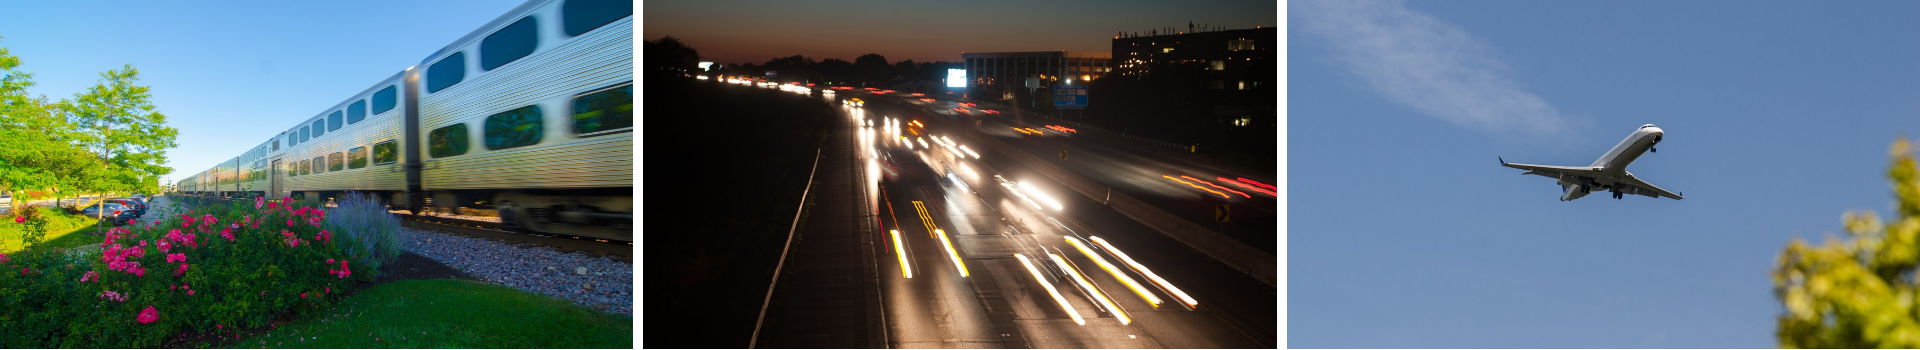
left=816, top=58, right=855, bottom=85
left=644, top=36, right=700, bottom=74
left=853, top=53, right=889, bottom=86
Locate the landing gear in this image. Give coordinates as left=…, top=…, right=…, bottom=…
left=1650, top=147, right=1656, bottom=153
left=1613, top=191, right=1623, bottom=199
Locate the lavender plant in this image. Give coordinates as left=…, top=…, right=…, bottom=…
left=322, top=192, right=402, bottom=278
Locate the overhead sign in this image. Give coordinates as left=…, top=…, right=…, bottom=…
left=765, top=70, right=777, bottom=78
left=946, top=69, right=967, bottom=88
left=1054, top=85, right=1088, bottom=109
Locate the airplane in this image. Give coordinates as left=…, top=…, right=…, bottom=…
left=1500, top=124, right=1683, bottom=201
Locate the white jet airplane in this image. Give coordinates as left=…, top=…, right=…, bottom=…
left=1500, top=124, right=1683, bottom=201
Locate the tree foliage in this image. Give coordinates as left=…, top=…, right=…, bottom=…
left=644, top=36, right=700, bottom=73
left=0, top=36, right=96, bottom=202
left=1774, top=137, right=1920, bottom=348
left=65, top=64, right=180, bottom=196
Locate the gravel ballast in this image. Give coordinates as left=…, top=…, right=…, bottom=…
left=401, top=227, right=632, bottom=316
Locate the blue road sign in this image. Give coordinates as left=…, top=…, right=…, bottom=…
left=1055, top=85, right=1088, bottom=109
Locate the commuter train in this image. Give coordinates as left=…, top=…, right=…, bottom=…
left=176, top=0, right=632, bottom=241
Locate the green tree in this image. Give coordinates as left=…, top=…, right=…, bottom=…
left=65, top=64, right=179, bottom=199
left=1774, top=137, right=1920, bottom=348
left=0, top=36, right=95, bottom=203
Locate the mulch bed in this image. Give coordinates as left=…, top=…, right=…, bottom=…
left=160, top=252, right=476, bottom=348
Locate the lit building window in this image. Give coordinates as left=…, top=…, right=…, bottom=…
left=1162, top=47, right=1174, bottom=53
left=1230, top=39, right=1255, bottom=51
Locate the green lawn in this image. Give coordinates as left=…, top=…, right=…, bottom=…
left=1, top=210, right=116, bottom=254
left=230, top=279, right=632, bottom=348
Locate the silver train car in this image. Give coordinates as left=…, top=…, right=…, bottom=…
left=178, top=0, right=632, bottom=241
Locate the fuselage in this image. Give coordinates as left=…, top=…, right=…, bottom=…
left=1590, top=124, right=1664, bottom=173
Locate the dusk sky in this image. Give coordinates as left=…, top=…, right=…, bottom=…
left=1290, top=0, right=1920, bottom=347
left=642, top=0, right=1277, bottom=65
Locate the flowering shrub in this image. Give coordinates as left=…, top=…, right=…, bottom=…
left=0, top=196, right=357, bottom=347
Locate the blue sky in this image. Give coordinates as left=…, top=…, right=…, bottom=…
left=0, top=0, right=524, bottom=184
left=1289, top=0, right=1920, bottom=348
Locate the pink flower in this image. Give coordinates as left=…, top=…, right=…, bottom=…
left=218, top=324, right=224, bottom=330
left=99, top=290, right=127, bottom=302
left=138, top=240, right=147, bottom=247
left=12, top=216, right=22, bottom=223
left=325, top=287, right=331, bottom=294
left=300, top=292, right=308, bottom=298
left=80, top=271, right=98, bottom=282
left=0, top=253, right=7, bottom=264
left=181, top=221, right=190, bottom=229
left=255, top=197, right=265, bottom=209
left=131, top=265, right=146, bottom=277
left=174, top=263, right=189, bottom=276
left=188, top=289, right=195, bottom=296
left=220, top=228, right=235, bottom=242
left=158, top=240, right=171, bottom=252
left=286, top=219, right=294, bottom=227
left=327, top=258, right=335, bottom=264
left=136, top=306, right=158, bottom=324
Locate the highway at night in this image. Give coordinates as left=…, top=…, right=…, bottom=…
left=748, top=80, right=1274, bottom=348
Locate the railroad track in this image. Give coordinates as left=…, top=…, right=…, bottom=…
left=173, top=195, right=632, bottom=262
left=397, top=213, right=632, bottom=262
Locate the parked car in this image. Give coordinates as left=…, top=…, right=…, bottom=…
left=107, top=198, right=147, bottom=216
left=80, top=203, right=137, bottom=225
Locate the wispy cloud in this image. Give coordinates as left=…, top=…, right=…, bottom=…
left=1298, top=0, right=1580, bottom=138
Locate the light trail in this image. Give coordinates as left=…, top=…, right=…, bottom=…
left=1065, top=236, right=1161, bottom=307
left=892, top=229, right=912, bottom=278
left=914, top=201, right=968, bottom=277
left=1218, top=176, right=1277, bottom=196
left=1182, top=175, right=1250, bottom=198
left=1236, top=177, right=1276, bottom=191
left=1016, top=254, right=1085, bottom=325
left=1049, top=253, right=1130, bottom=325
left=1091, top=236, right=1198, bottom=308
left=1163, top=175, right=1229, bottom=199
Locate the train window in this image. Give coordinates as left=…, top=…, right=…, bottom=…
left=427, top=52, right=466, bottom=93
left=328, top=152, right=344, bottom=172
left=428, top=124, right=469, bottom=158
left=564, top=0, right=630, bottom=37
left=328, top=111, right=343, bottom=131
left=348, top=99, right=367, bottom=124
left=299, top=159, right=310, bottom=176
left=288, top=163, right=297, bottom=177
left=373, top=140, right=398, bottom=165
left=273, top=139, right=280, bottom=151
left=312, top=119, right=326, bottom=138
left=300, top=126, right=310, bottom=143
left=312, top=156, right=324, bottom=174
left=484, top=105, right=543, bottom=150
left=481, top=17, right=538, bottom=71
left=571, top=84, right=632, bottom=135
left=348, top=146, right=368, bottom=169
left=372, top=85, right=397, bottom=114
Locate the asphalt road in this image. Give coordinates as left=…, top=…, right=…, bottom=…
left=775, top=84, right=1275, bottom=348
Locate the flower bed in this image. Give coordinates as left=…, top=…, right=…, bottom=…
left=0, top=196, right=375, bottom=347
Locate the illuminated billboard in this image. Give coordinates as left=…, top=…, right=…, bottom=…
left=946, top=69, right=966, bottom=88
left=698, top=61, right=713, bottom=70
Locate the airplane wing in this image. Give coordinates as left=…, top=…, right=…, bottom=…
left=1616, top=173, right=1684, bottom=200
left=1499, top=158, right=1604, bottom=180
